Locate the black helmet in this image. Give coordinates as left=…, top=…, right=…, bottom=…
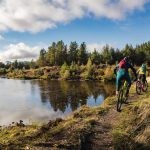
left=124, top=56, right=130, bottom=62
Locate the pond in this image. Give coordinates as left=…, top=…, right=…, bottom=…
left=0, top=78, right=115, bottom=125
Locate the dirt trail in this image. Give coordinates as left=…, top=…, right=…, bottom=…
left=146, top=76, right=150, bottom=82
left=84, top=106, right=118, bottom=150
left=84, top=79, right=148, bottom=150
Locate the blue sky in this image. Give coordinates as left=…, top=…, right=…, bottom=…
left=0, top=0, right=150, bottom=61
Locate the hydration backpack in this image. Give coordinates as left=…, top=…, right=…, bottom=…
left=141, top=64, right=146, bottom=73
left=118, top=59, right=127, bottom=70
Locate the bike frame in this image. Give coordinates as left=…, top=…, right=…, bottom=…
left=136, top=78, right=148, bottom=94
left=117, top=79, right=128, bottom=112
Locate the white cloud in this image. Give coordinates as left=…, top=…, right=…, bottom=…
left=0, top=0, right=149, bottom=32
left=87, top=43, right=112, bottom=52
left=87, top=43, right=105, bottom=52
left=0, top=35, right=4, bottom=40
left=0, top=42, right=42, bottom=61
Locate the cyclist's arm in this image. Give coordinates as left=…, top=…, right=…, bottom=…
left=114, top=64, right=119, bottom=75
left=146, top=67, right=148, bottom=76
left=136, top=68, right=140, bottom=75
left=129, top=64, right=137, bottom=78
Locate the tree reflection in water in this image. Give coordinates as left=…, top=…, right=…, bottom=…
left=31, top=80, right=115, bottom=113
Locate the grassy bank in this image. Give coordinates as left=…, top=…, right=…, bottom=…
left=0, top=81, right=150, bottom=149
left=113, top=87, right=150, bottom=150
left=5, top=65, right=115, bottom=81
left=5, top=65, right=149, bottom=81
left=0, top=100, right=113, bottom=149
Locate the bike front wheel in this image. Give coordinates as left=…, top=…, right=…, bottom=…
left=136, top=81, right=141, bottom=94
left=143, top=80, right=148, bottom=92
left=117, top=89, right=123, bottom=112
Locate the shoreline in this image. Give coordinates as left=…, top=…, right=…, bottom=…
left=0, top=83, right=150, bottom=149
left=0, top=78, right=149, bottom=149
left=4, top=65, right=116, bottom=82
left=1, top=95, right=150, bottom=149
left=1, top=75, right=115, bottom=82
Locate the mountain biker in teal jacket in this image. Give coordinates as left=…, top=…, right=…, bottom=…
left=114, top=57, right=137, bottom=96
left=137, top=63, right=147, bottom=84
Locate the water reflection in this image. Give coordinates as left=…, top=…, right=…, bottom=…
left=31, top=80, right=115, bottom=112
left=0, top=79, right=115, bottom=125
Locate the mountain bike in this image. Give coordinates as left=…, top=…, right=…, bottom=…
left=136, top=78, right=148, bottom=94
left=116, top=79, right=129, bottom=112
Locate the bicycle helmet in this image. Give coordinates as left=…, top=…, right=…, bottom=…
left=124, top=56, right=130, bottom=62
left=141, top=63, right=146, bottom=72
left=142, top=63, right=146, bottom=67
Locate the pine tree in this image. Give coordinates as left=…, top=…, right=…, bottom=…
left=68, top=41, right=78, bottom=64
left=30, top=59, right=36, bottom=69
left=77, top=42, right=88, bottom=65
left=55, top=40, right=64, bottom=66
left=62, top=45, right=68, bottom=64
left=38, top=49, right=46, bottom=67
left=47, top=42, right=56, bottom=66
left=102, top=45, right=111, bottom=65
left=90, top=49, right=102, bottom=65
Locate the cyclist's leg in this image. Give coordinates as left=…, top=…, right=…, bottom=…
left=143, top=74, right=146, bottom=83
left=141, top=74, right=144, bottom=84
left=116, top=75, right=121, bottom=95
left=138, top=74, right=141, bottom=81
left=116, top=71, right=124, bottom=95
left=125, top=73, right=131, bottom=96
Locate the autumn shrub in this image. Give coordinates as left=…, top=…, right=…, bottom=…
left=34, top=69, right=44, bottom=77
left=60, top=62, right=71, bottom=79
left=104, top=65, right=115, bottom=81
left=80, top=58, right=95, bottom=80
left=0, top=68, right=7, bottom=75
left=63, top=70, right=71, bottom=79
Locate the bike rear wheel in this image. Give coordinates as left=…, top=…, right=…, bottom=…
left=117, top=89, right=123, bottom=112
left=136, top=81, right=141, bottom=94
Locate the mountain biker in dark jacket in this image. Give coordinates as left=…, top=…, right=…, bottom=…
left=114, top=57, right=137, bottom=96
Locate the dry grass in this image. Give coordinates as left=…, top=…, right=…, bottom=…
left=113, top=91, right=150, bottom=150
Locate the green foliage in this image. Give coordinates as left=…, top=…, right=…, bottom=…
left=86, top=58, right=92, bottom=70
left=60, top=62, right=80, bottom=79
left=102, top=45, right=111, bottom=64
left=38, top=49, right=47, bottom=67
left=60, top=62, right=70, bottom=79
left=104, top=66, right=115, bottom=81
left=97, top=69, right=104, bottom=76
left=35, top=69, right=44, bottom=77
left=81, top=58, right=94, bottom=79
left=46, top=42, right=56, bottom=66
left=94, top=68, right=105, bottom=80
left=90, top=49, right=102, bottom=65
left=62, top=70, right=71, bottom=79
left=77, top=42, right=88, bottom=65
left=122, top=44, right=136, bottom=65
left=70, top=61, right=76, bottom=72
left=70, top=65, right=76, bottom=78
left=30, top=59, right=37, bottom=69
left=0, top=68, right=7, bottom=74
left=2, top=40, right=150, bottom=80
left=68, top=41, right=78, bottom=64
left=60, top=62, right=69, bottom=74
left=55, top=41, right=64, bottom=65
left=0, top=62, right=5, bottom=68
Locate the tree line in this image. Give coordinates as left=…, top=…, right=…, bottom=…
left=0, top=40, right=150, bottom=70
